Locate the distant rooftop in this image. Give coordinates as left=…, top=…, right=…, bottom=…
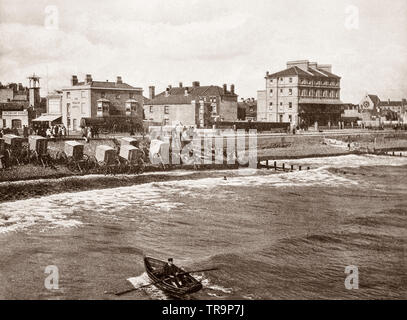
left=266, top=60, right=340, bottom=79
left=148, top=82, right=237, bottom=105
left=65, top=74, right=142, bottom=90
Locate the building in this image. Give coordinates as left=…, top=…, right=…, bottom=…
left=32, top=90, right=64, bottom=127
left=237, top=98, right=257, bottom=121
left=144, top=81, right=238, bottom=127
left=257, top=60, right=342, bottom=126
left=61, top=75, right=144, bottom=131
left=379, top=99, right=406, bottom=116
left=0, top=76, right=41, bottom=129
left=358, top=94, right=406, bottom=122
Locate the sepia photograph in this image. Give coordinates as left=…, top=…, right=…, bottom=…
left=0, top=0, right=406, bottom=313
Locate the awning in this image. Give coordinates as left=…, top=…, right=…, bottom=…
left=32, top=114, right=62, bottom=122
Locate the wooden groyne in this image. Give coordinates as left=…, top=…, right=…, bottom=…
left=257, top=159, right=310, bottom=172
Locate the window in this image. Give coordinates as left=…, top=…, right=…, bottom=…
left=67, top=117, right=71, bottom=127
left=81, top=91, right=86, bottom=98
left=269, top=102, right=273, bottom=110
left=129, top=93, right=134, bottom=99
left=2, top=119, right=6, bottom=127
left=289, top=77, right=292, bottom=83
left=289, top=102, right=292, bottom=108
left=67, top=103, right=71, bottom=115
left=149, top=106, right=153, bottom=113
left=280, top=78, right=283, bottom=81
left=270, top=79, right=273, bottom=83
left=81, top=102, right=86, bottom=114
left=309, top=90, right=313, bottom=97
left=101, top=92, right=106, bottom=98
left=279, top=114, right=283, bottom=122
left=289, top=89, right=292, bottom=95
left=11, top=119, right=22, bottom=129
left=66, top=92, right=71, bottom=99
left=280, top=102, right=283, bottom=106
left=116, top=94, right=121, bottom=99
left=289, top=115, right=292, bottom=123
left=269, top=89, right=273, bottom=97
left=280, top=89, right=283, bottom=93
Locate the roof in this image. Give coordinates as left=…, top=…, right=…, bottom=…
left=267, top=66, right=340, bottom=79
left=367, top=94, right=381, bottom=106
left=64, top=81, right=142, bottom=91
left=32, top=114, right=62, bottom=122
left=90, top=81, right=138, bottom=89
left=379, top=100, right=405, bottom=107
left=148, top=85, right=237, bottom=105
left=0, top=102, right=27, bottom=111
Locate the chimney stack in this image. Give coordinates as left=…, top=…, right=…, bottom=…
left=230, top=84, right=235, bottom=95
left=165, top=87, right=170, bottom=97
left=192, top=81, right=200, bottom=88
left=223, top=84, right=227, bottom=94
left=85, top=74, right=92, bottom=84
left=179, top=82, right=183, bottom=88
left=149, top=86, right=155, bottom=100
left=71, top=75, right=78, bottom=86
left=116, top=76, right=123, bottom=84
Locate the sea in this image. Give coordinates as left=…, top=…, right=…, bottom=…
left=0, top=154, right=406, bottom=299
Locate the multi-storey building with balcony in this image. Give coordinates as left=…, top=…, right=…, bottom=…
left=61, top=74, right=144, bottom=131
left=257, top=60, right=343, bottom=126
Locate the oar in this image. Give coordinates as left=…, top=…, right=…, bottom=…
left=112, top=267, right=219, bottom=296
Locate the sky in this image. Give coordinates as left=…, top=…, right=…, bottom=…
left=0, top=0, right=406, bottom=103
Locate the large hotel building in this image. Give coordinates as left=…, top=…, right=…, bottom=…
left=257, top=60, right=343, bottom=126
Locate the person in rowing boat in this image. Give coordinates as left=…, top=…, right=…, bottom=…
left=163, top=258, right=183, bottom=287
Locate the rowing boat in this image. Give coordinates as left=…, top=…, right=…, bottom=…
left=144, top=256, right=203, bottom=298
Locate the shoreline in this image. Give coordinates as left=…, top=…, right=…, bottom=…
left=1, top=149, right=406, bottom=204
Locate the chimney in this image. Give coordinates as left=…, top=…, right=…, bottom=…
left=179, top=82, right=183, bottom=88
left=192, top=81, right=200, bottom=88
left=149, top=86, right=155, bottom=100
left=223, top=84, right=227, bottom=94
left=309, top=62, right=318, bottom=69
left=116, top=76, right=123, bottom=84
left=318, top=64, right=332, bottom=73
left=165, top=87, right=170, bottom=97
left=71, top=75, right=78, bottom=86
left=286, top=60, right=309, bottom=71
left=168, top=84, right=172, bottom=89
left=85, top=74, right=92, bottom=84
left=266, top=71, right=269, bottom=77
left=230, top=84, right=235, bottom=95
